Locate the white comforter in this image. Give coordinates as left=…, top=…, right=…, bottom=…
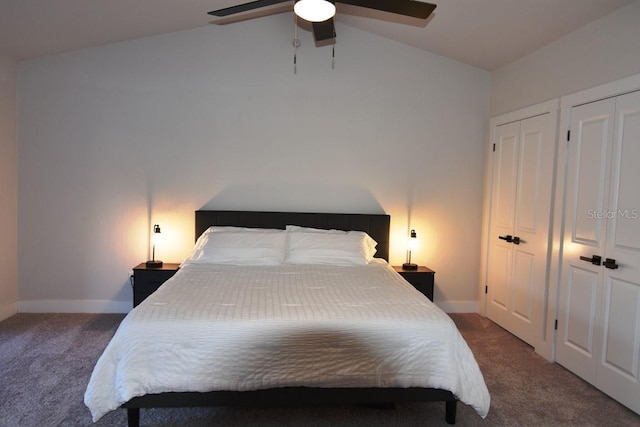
left=84, top=261, right=490, bottom=421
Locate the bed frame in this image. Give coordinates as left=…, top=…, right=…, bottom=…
left=122, top=210, right=457, bottom=426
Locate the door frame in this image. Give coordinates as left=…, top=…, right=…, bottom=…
left=547, top=72, right=640, bottom=363
left=480, top=98, right=559, bottom=361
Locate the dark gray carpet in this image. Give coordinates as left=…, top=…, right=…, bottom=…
left=1, top=313, right=638, bottom=426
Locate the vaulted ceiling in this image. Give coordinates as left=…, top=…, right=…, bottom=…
left=0, top=0, right=635, bottom=70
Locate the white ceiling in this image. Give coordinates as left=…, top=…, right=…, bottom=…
left=0, top=0, right=635, bottom=70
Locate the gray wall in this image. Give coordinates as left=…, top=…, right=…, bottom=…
left=17, top=15, right=490, bottom=312
left=0, top=55, right=18, bottom=320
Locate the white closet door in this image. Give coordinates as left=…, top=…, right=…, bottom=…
left=597, top=90, right=640, bottom=413
left=487, top=114, right=554, bottom=346
left=486, top=121, right=519, bottom=331
left=556, top=98, right=615, bottom=382
left=557, top=91, right=640, bottom=414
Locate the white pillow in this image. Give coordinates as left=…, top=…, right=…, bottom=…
left=201, top=226, right=282, bottom=234
left=189, top=226, right=283, bottom=257
left=186, top=229, right=286, bottom=265
left=286, top=225, right=377, bottom=261
left=285, top=226, right=378, bottom=265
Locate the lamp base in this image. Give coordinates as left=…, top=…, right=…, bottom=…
left=145, top=260, right=163, bottom=268
left=402, top=263, right=418, bottom=271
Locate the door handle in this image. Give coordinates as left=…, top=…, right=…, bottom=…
left=603, top=258, right=619, bottom=269
left=580, top=255, right=602, bottom=266
left=498, top=235, right=522, bottom=244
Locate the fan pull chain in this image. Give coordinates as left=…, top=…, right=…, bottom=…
left=332, top=44, right=335, bottom=69
left=331, top=26, right=336, bottom=69
left=293, top=14, right=299, bottom=74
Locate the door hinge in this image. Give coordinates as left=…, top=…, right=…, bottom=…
left=567, top=130, right=571, bottom=141
left=492, top=143, right=496, bottom=152
left=485, top=285, right=488, bottom=294
left=554, top=319, right=558, bottom=330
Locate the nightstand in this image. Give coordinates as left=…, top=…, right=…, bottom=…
left=393, top=266, right=435, bottom=301
left=132, top=263, right=180, bottom=307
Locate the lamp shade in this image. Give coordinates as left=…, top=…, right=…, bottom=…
left=407, top=229, right=418, bottom=250
left=146, top=224, right=163, bottom=268
left=402, top=229, right=418, bottom=270
left=294, top=0, right=336, bottom=22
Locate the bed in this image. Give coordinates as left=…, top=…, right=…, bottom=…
left=85, top=210, right=490, bottom=426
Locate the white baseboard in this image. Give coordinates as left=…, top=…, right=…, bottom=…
left=0, top=301, right=18, bottom=321
left=18, top=299, right=131, bottom=314
left=435, top=300, right=479, bottom=314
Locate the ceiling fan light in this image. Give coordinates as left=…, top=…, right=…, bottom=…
left=294, top=0, right=336, bottom=22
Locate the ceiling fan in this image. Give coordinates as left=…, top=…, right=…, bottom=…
left=207, top=0, right=437, bottom=45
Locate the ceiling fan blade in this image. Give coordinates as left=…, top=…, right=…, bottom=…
left=208, top=0, right=291, bottom=17
left=337, top=0, right=436, bottom=19
left=312, top=19, right=336, bottom=43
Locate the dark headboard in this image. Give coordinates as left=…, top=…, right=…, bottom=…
left=195, top=210, right=391, bottom=262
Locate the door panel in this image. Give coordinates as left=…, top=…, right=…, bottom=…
left=601, top=277, right=639, bottom=379
left=559, top=265, right=601, bottom=383
left=557, top=90, right=640, bottom=415
left=516, top=115, right=553, bottom=247
left=572, top=109, right=612, bottom=246
left=487, top=114, right=554, bottom=346
left=488, top=244, right=511, bottom=311
left=511, top=249, right=534, bottom=322
left=494, top=124, right=519, bottom=231
left=563, top=267, right=599, bottom=357
left=608, top=91, right=640, bottom=254
left=598, top=273, right=640, bottom=413
left=597, top=90, right=640, bottom=414
left=515, top=126, right=544, bottom=233
left=487, top=121, right=520, bottom=326
left=557, top=98, right=614, bottom=382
